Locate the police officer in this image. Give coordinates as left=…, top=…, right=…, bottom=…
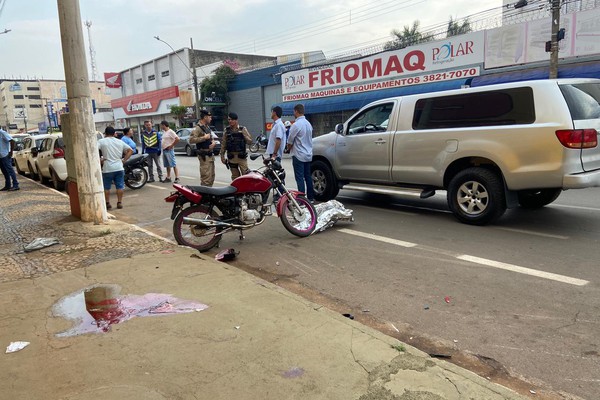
left=220, top=112, right=252, bottom=180
left=189, top=110, right=216, bottom=186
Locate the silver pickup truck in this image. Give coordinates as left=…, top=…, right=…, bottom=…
left=311, top=79, right=600, bottom=225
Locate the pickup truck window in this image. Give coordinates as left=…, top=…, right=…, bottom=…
left=347, top=103, right=394, bottom=135
left=412, top=87, right=535, bottom=129
left=560, top=83, right=600, bottom=120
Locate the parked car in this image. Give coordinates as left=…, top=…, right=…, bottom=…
left=33, top=133, right=67, bottom=191
left=174, top=128, right=221, bottom=157
left=13, top=134, right=52, bottom=178
left=311, top=78, right=600, bottom=225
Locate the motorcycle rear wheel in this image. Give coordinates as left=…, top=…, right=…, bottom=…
left=173, top=205, right=222, bottom=252
left=280, top=197, right=317, bottom=237
left=125, top=167, right=148, bottom=190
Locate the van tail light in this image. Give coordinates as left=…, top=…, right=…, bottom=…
left=52, top=148, right=65, bottom=158
left=555, top=129, right=598, bottom=149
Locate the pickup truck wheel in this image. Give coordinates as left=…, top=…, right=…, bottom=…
left=517, top=188, right=561, bottom=209
left=447, top=167, right=506, bottom=225
left=311, top=160, right=339, bottom=201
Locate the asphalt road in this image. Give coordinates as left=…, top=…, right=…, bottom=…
left=100, top=152, right=600, bottom=399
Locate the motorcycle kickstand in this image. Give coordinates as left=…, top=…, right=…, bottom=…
left=238, top=230, right=245, bottom=241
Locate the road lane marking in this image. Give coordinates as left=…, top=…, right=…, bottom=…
left=147, top=184, right=169, bottom=190
left=180, top=175, right=196, bottom=180
left=457, top=255, right=589, bottom=286
left=496, top=227, right=569, bottom=240
left=551, top=204, right=600, bottom=212
left=339, top=229, right=588, bottom=286
left=338, top=228, right=417, bottom=248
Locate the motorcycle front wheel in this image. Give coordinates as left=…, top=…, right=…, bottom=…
left=173, top=205, right=223, bottom=252
left=249, top=142, right=260, bottom=152
left=280, top=197, right=317, bottom=237
left=125, top=167, right=148, bottom=190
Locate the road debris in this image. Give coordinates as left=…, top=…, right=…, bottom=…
left=215, top=248, right=238, bottom=262
left=6, top=341, right=30, bottom=353
left=23, top=237, right=60, bottom=252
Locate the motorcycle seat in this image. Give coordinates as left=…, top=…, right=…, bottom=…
left=187, top=185, right=237, bottom=196
left=123, top=154, right=147, bottom=167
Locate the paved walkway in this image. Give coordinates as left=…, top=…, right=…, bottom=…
left=0, top=179, right=528, bottom=399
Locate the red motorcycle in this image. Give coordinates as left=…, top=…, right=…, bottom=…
left=165, top=154, right=317, bottom=252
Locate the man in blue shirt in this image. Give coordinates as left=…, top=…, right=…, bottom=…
left=121, top=127, right=137, bottom=154
left=285, top=104, right=315, bottom=202
left=0, top=128, right=20, bottom=191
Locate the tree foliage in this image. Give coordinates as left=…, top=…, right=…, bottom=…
left=169, top=105, right=188, bottom=126
left=447, top=17, right=472, bottom=37
left=383, top=21, right=433, bottom=51
left=199, top=63, right=237, bottom=104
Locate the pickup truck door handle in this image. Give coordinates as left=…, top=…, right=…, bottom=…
left=374, top=139, right=386, bottom=145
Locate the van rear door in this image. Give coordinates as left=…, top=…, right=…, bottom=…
left=560, top=82, right=600, bottom=172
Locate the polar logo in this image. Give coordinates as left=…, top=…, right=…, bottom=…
left=285, top=74, right=305, bottom=89
left=432, top=41, right=474, bottom=61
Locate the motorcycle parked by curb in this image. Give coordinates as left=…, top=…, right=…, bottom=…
left=124, top=153, right=149, bottom=190
left=165, top=153, right=317, bottom=252
left=249, top=133, right=268, bottom=152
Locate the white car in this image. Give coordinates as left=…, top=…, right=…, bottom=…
left=33, top=133, right=67, bottom=191
left=13, top=134, right=52, bottom=178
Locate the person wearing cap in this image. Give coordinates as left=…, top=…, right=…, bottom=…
left=189, top=110, right=217, bottom=186
left=220, top=112, right=253, bottom=180
left=98, top=126, right=134, bottom=210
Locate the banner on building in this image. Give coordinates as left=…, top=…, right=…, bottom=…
left=281, top=31, right=484, bottom=100
left=104, top=72, right=122, bottom=88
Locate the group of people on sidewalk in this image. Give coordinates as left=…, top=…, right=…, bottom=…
left=2, top=101, right=315, bottom=208
left=99, top=120, right=181, bottom=209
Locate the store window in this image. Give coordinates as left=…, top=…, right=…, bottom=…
left=29, top=95, right=41, bottom=100
left=13, top=95, right=24, bottom=99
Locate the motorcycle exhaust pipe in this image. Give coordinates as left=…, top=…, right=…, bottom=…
left=182, top=217, right=266, bottom=230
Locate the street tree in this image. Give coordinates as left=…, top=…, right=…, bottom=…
left=447, top=17, right=472, bottom=37
left=169, top=105, right=187, bottom=127
left=200, top=60, right=238, bottom=108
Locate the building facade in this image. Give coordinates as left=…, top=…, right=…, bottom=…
left=109, top=48, right=275, bottom=133
left=0, top=79, right=112, bottom=133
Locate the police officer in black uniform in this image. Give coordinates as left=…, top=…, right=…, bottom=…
left=220, top=112, right=253, bottom=180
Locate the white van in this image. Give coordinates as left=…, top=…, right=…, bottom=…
left=311, top=78, right=600, bottom=225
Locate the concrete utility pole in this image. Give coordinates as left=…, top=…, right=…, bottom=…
left=549, top=0, right=561, bottom=79
left=57, top=0, right=106, bottom=223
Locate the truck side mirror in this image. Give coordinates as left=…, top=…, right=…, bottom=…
left=335, top=123, right=344, bottom=135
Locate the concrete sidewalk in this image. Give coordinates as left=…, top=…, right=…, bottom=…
left=0, top=180, right=526, bottom=400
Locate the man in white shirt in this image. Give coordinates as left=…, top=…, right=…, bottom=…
left=160, top=120, right=180, bottom=183
left=98, top=126, right=133, bottom=210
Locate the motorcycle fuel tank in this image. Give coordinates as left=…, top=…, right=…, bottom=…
left=231, top=172, right=271, bottom=193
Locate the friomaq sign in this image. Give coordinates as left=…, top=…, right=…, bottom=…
left=281, top=31, right=484, bottom=101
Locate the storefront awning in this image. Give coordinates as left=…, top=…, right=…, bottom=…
left=275, top=79, right=472, bottom=115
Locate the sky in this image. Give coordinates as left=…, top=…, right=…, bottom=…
left=0, top=0, right=502, bottom=81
